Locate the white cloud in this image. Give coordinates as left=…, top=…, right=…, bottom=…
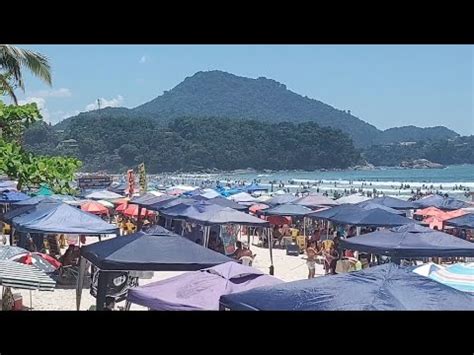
left=18, top=97, right=50, bottom=122
left=35, top=88, right=72, bottom=98
left=85, top=95, right=124, bottom=111
left=139, top=55, right=147, bottom=64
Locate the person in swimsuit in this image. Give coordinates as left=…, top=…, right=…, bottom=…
left=306, top=241, right=319, bottom=279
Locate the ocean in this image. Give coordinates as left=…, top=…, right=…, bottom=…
left=150, top=164, right=474, bottom=200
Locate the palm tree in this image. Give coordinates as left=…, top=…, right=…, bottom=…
left=0, top=44, right=52, bottom=104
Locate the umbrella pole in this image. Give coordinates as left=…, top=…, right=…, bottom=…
left=268, top=227, right=274, bottom=275
left=30, top=290, right=32, bottom=309
left=303, top=217, right=306, bottom=238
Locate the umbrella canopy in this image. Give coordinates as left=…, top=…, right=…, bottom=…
left=80, top=231, right=232, bottom=271
left=0, top=190, right=29, bottom=203
left=147, top=196, right=195, bottom=211
left=413, top=195, right=470, bottom=210
left=419, top=263, right=474, bottom=293
left=368, top=196, right=416, bottom=210
left=35, top=185, right=53, bottom=196
left=262, top=203, right=312, bottom=217
left=10, top=201, right=118, bottom=235
left=228, top=192, right=255, bottom=203
left=85, top=190, right=123, bottom=200
left=339, top=224, right=474, bottom=257
left=219, top=263, right=474, bottom=310
left=127, top=262, right=282, bottom=310
left=445, top=213, right=474, bottom=229
left=308, top=205, right=415, bottom=227
left=13, top=252, right=61, bottom=273
left=80, top=200, right=109, bottom=215
left=414, top=206, right=445, bottom=218
left=0, top=246, right=28, bottom=260
left=293, top=194, right=338, bottom=207
left=206, top=197, right=248, bottom=211
left=130, top=193, right=161, bottom=205
left=255, top=195, right=272, bottom=203
left=249, top=203, right=269, bottom=214
left=0, top=260, right=56, bottom=291
left=122, top=203, right=153, bottom=218
left=97, top=199, right=114, bottom=208
left=356, top=201, right=405, bottom=215
left=336, top=194, right=371, bottom=204
left=112, top=197, right=130, bottom=205
left=161, top=202, right=269, bottom=226
left=267, top=193, right=297, bottom=206
left=115, top=203, right=128, bottom=213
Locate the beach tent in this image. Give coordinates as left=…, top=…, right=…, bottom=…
left=85, top=190, right=123, bottom=200
left=134, top=194, right=175, bottom=209
left=415, top=263, right=474, bottom=293
left=0, top=191, right=29, bottom=203
left=12, top=196, right=60, bottom=206
left=368, top=196, right=416, bottom=210
left=414, top=206, right=446, bottom=218
left=141, top=224, right=179, bottom=236
left=161, top=202, right=269, bottom=227
left=336, top=194, right=371, bottom=205
left=355, top=201, right=404, bottom=215
left=266, top=193, right=297, bottom=206
left=255, top=195, right=272, bottom=203
left=9, top=201, right=118, bottom=235
left=148, top=196, right=197, bottom=211
left=308, top=205, right=415, bottom=227
left=413, top=194, right=470, bottom=210
left=130, top=193, right=163, bottom=205
left=218, top=187, right=243, bottom=197
left=262, top=203, right=312, bottom=217
left=35, top=185, right=53, bottom=196
left=219, top=263, right=474, bottom=310
left=122, top=203, right=154, bottom=218
left=78, top=231, right=232, bottom=310
left=0, top=180, right=17, bottom=192
left=127, top=262, right=282, bottom=310
left=293, top=194, right=338, bottom=208
left=339, top=223, right=474, bottom=257
left=445, top=213, right=474, bottom=229
left=228, top=192, right=255, bottom=203
left=206, top=196, right=248, bottom=211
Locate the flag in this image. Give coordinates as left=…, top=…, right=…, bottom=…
left=138, top=163, right=147, bottom=194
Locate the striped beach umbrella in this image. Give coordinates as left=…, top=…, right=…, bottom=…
left=0, top=246, right=28, bottom=260
left=0, top=260, right=56, bottom=291
left=427, top=263, right=474, bottom=293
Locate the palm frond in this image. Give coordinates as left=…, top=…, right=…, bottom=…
left=0, top=73, right=18, bottom=105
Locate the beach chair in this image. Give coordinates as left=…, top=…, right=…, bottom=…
left=296, top=235, right=306, bottom=252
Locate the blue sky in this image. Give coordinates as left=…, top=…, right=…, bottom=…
left=9, top=45, right=474, bottom=134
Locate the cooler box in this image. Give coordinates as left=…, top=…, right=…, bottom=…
left=286, top=243, right=300, bottom=256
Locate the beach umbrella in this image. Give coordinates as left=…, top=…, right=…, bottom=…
left=85, top=190, right=123, bottom=200
left=123, top=203, right=153, bottom=218
left=13, top=252, right=62, bottom=273
left=414, top=206, right=445, bottom=218
left=356, top=201, right=405, bottom=215
left=267, top=193, right=297, bottom=206
left=249, top=203, right=269, bottom=214
left=81, top=200, right=109, bottom=215
left=266, top=215, right=291, bottom=226
left=116, top=202, right=128, bottom=213
left=255, top=195, right=272, bottom=203
left=422, top=263, right=474, bottom=293
left=219, top=263, right=474, bottom=310
left=263, top=203, right=312, bottom=217
left=0, top=260, right=56, bottom=291
left=368, top=196, right=416, bottom=210
left=127, top=262, right=282, bottom=310
left=97, top=199, right=114, bottom=208
left=228, top=192, right=256, bottom=203
left=0, top=246, right=28, bottom=260
left=112, top=198, right=130, bottom=205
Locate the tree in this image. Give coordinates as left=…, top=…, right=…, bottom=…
left=0, top=45, right=52, bottom=104
left=0, top=99, right=42, bottom=141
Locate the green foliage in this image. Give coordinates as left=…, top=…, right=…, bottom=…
left=0, top=100, right=42, bottom=141
left=0, top=139, right=82, bottom=194
left=23, top=115, right=362, bottom=173
left=363, top=136, right=474, bottom=166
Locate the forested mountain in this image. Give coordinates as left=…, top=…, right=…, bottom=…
left=362, top=136, right=474, bottom=166
left=25, top=118, right=362, bottom=173
left=54, top=70, right=458, bottom=147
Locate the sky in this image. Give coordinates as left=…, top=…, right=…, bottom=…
left=8, top=45, right=474, bottom=134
